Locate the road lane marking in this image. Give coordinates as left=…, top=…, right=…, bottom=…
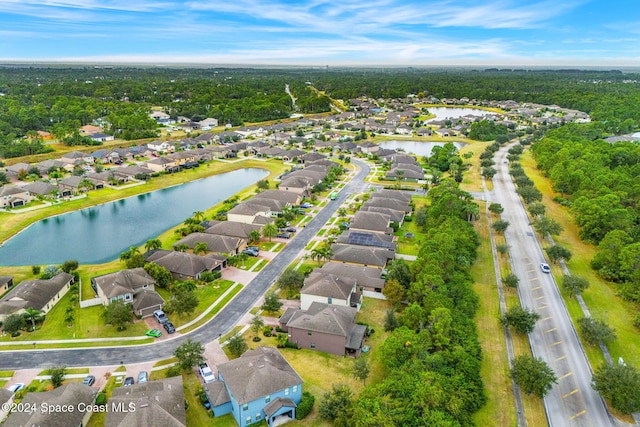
left=542, top=316, right=552, bottom=321
left=536, top=296, right=546, bottom=300
left=531, top=286, right=542, bottom=290
left=545, top=328, right=557, bottom=333
left=562, top=389, right=579, bottom=399
left=538, top=304, right=548, bottom=309
left=549, top=341, right=563, bottom=347
left=558, top=372, right=573, bottom=380
left=570, top=410, right=587, bottom=420
left=555, top=355, right=567, bottom=361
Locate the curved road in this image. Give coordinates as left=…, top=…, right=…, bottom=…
left=489, top=145, right=611, bottom=427
left=1, top=160, right=371, bottom=370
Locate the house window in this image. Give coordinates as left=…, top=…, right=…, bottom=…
left=242, top=404, right=248, bottom=411
left=246, top=416, right=251, bottom=424
left=284, top=388, right=289, bottom=396
left=328, top=297, right=332, bottom=304
left=307, top=330, right=312, bottom=336
left=293, top=385, right=298, bottom=393
left=310, top=342, right=316, bottom=349
left=143, top=284, right=148, bottom=289
left=256, top=413, right=262, bottom=421
left=125, top=294, right=131, bottom=301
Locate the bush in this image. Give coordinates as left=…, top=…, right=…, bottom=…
left=252, top=336, right=262, bottom=342
left=284, top=341, right=299, bottom=349
left=296, top=391, right=316, bottom=420
left=275, top=326, right=284, bottom=333
left=263, top=326, right=273, bottom=337
left=634, top=312, right=640, bottom=329
left=166, top=365, right=182, bottom=378
left=95, top=392, right=107, bottom=405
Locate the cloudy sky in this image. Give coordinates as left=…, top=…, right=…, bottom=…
left=0, top=0, right=638, bottom=66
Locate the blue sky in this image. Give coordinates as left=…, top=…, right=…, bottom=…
left=0, top=0, right=638, bottom=66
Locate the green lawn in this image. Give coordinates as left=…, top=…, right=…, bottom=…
left=159, top=279, right=236, bottom=328
left=258, top=241, right=278, bottom=251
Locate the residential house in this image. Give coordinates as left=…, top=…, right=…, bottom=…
left=362, top=197, right=412, bottom=214
left=204, top=221, right=264, bottom=240
left=4, top=163, right=31, bottom=180
left=0, top=273, right=74, bottom=321
left=173, top=233, right=246, bottom=255
left=146, top=140, right=175, bottom=153
left=4, top=382, right=95, bottom=427
left=166, top=151, right=197, bottom=165
left=80, top=124, right=103, bottom=135
left=298, top=152, right=326, bottom=164
left=349, top=211, right=393, bottom=235
left=146, top=157, right=180, bottom=173
left=330, top=244, right=395, bottom=268
left=59, top=175, right=102, bottom=194
left=253, top=190, right=302, bottom=206
left=106, top=376, right=186, bottom=427
left=198, top=118, right=219, bottom=130
left=145, top=250, right=226, bottom=280
left=35, top=159, right=65, bottom=175
left=369, top=189, right=413, bottom=203
left=279, top=302, right=367, bottom=358
left=278, top=175, right=315, bottom=196
left=319, top=262, right=385, bottom=294
left=90, top=133, right=115, bottom=143
left=21, top=181, right=58, bottom=198
left=207, top=346, right=303, bottom=427
left=61, top=150, right=94, bottom=165
left=0, top=276, right=13, bottom=294
left=91, top=268, right=164, bottom=318
left=149, top=111, right=173, bottom=124
left=0, top=388, right=13, bottom=423
left=0, top=185, right=32, bottom=208
left=385, top=163, right=424, bottom=181
left=227, top=202, right=273, bottom=224
left=299, top=271, right=361, bottom=311
left=361, top=206, right=405, bottom=225
left=335, top=230, right=396, bottom=250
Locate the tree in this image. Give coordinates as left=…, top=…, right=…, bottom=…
left=174, top=338, right=205, bottom=370
left=516, top=185, right=542, bottom=204
left=578, top=317, right=616, bottom=346
left=482, top=166, right=497, bottom=179
left=22, top=307, right=44, bottom=331
left=561, top=274, right=589, bottom=297
left=488, top=203, right=504, bottom=214
left=125, top=253, right=145, bottom=269
left=527, top=202, right=546, bottom=218
left=261, top=292, right=283, bottom=313
left=48, top=366, right=67, bottom=388
left=193, top=241, right=208, bottom=255
left=511, top=355, right=557, bottom=397
left=310, top=246, right=332, bottom=266
left=353, top=358, right=370, bottom=385
left=262, top=223, right=278, bottom=241
left=2, top=313, right=24, bottom=336
left=384, top=309, right=399, bottom=332
left=277, top=269, right=305, bottom=297
left=545, top=245, right=572, bottom=264
left=256, top=179, right=270, bottom=191
left=60, top=259, right=79, bottom=273
left=192, top=211, right=205, bottom=222
left=250, top=315, right=265, bottom=337
left=164, top=289, right=199, bottom=317
left=102, top=300, right=133, bottom=331
left=227, top=334, right=248, bottom=358
left=144, top=263, right=174, bottom=288
left=532, top=216, right=563, bottom=236
left=592, top=362, right=640, bottom=414
left=64, top=305, right=75, bottom=326
left=503, top=273, right=519, bottom=288
left=493, top=219, right=510, bottom=233
left=496, top=243, right=509, bottom=256
left=175, top=243, right=189, bottom=252
left=382, top=278, right=405, bottom=308
left=319, top=384, right=353, bottom=421
left=144, top=239, right=162, bottom=252
left=385, top=259, right=411, bottom=289
left=501, top=305, right=540, bottom=334
left=249, top=229, right=262, bottom=244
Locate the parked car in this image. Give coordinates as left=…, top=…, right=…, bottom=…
left=242, top=248, right=259, bottom=257
left=163, top=322, right=176, bottom=334
left=199, top=362, right=216, bottom=384
left=153, top=310, right=169, bottom=324
left=285, top=227, right=296, bottom=233
left=145, top=329, right=162, bottom=338
left=540, top=263, right=551, bottom=273
left=276, top=232, right=291, bottom=239
left=82, top=375, right=95, bottom=386
left=123, top=377, right=135, bottom=387
left=8, top=383, right=25, bottom=393
left=138, top=371, right=148, bottom=384
left=300, top=202, right=312, bottom=208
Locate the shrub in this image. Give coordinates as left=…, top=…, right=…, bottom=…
left=166, top=365, right=182, bottom=378
left=263, top=326, right=273, bottom=337
left=95, top=392, right=107, bottom=405
left=252, top=336, right=262, bottom=342
left=284, top=340, right=299, bottom=349
left=296, top=391, right=315, bottom=420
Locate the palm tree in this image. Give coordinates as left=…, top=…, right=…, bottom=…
left=193, top=242, right=208, bottom=255
left=23, top=307, right=44, bottom=331
left=262, top=223, right=278, bottom=242
left=192, top=211, right=205, bottom=222
left=249, top=229, right=262, bottom=244
left=145, top=239, right=162, bottom=252
left=175, top=244, right=189, bottom=252
left=310, top=248, right=324, bottom=265
left=128, top=246, right=140, bottom=256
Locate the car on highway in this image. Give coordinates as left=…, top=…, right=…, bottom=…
left=199, top=362, right=216, bottom=384
left=8, top=383, right=25, bottom=393
left=163, top=322, right=176, bottom=334
left=153, top=310, right=169, bottom=324
left=82, top=375, right=95, bottom=386
left=123, top=377, right=135, bottom=387
left=540, top=263, right=551, bottom=273
left=138, top=371, right=148, bottom=384
left=145, top=329, right=162, bottom=338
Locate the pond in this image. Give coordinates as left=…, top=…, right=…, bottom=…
left=426, top=107, right=498, bottom=122
left=379, top=140, right=466, bottom=157
left=0, top=168, right=268, bottom=266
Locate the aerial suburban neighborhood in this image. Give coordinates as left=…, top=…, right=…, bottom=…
left=0, top=65, right=639, bottom=427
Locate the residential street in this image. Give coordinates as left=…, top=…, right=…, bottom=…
left=0, top=160, right=371, bottom=369
left=489, top=145, right=612, bottom=427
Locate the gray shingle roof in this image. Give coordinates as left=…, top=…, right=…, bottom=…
left=173, top=233, right=244, bottom=254
left=286, top=302, right=357, bottom=337
left=0, top=273, right=73, bottom=315
left=204, top=381, right=231, bottom=407
left=217, top=347, right=302, bottom=405
left=330, top=244, right=395, bottom=267
left=301, top=273, right=355, bottom=300
left=146, top=250, right=223, bottom=277
left=205, top=221, right=262, bottom=239
left=349, top=211, right=392, bottom=233
left=93, top=268, right=155, bottom=299
left=264, top=397, right=297, bottom=417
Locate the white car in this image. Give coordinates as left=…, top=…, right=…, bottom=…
left=540, top=263, right=551, bottom=273
left=8, top=383, right=25, bottom=393
left=199, top=362, right=216, bottom=384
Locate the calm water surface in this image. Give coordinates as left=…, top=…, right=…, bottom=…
left=0, top=168, right=268, bottom=266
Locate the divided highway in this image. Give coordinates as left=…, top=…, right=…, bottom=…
left=0, top=160, right=371, bottom=370
left=489, top=145, right=611, bottom=427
